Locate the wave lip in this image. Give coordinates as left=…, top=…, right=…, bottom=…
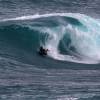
left=1, top=13, right=86, bottom=22
left=1, top=13, right=100, bottom=64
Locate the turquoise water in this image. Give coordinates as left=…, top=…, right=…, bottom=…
left=1, top=13, right=100, bottom=64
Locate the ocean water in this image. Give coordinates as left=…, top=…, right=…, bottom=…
left=0, top=0, right=100, bottom=100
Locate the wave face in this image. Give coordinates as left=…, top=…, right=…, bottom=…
left=1, top=13, right=100, bottom=64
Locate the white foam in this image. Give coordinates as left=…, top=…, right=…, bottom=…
left=31, top=25, right=99, bottom=64
left=57, top=97, right=78, bottom=100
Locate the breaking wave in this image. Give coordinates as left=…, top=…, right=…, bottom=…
left=0, top=13, right=100, bottom=64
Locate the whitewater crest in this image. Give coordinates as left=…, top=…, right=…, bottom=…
left=1, top=13, right=100, bottom=64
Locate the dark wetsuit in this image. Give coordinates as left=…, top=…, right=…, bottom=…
left=39, top=47, right=48, bottom=56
